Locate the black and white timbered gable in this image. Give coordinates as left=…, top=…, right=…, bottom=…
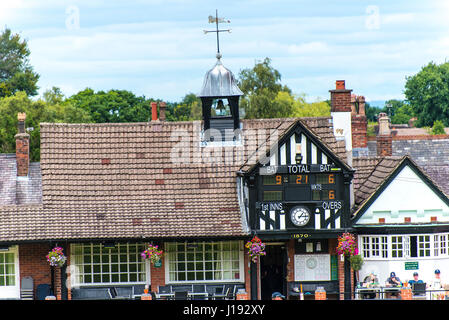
left=238, top=119, right=354, bottom=239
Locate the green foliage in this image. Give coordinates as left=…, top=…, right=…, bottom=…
left=0, top=28, right=39, bottom=97
left=65, top=88, right=152, bottom=123
left=432, top=120, right=446, bottom=135
left=404, top=61, right=449, bottom=127
left=385, top=99, right=414, bottom=124
left=238, top=57, right=293, bottom=119
left=0, top=90, right=92, bottom=161
left=292, top=94, right=330, bottom=117
left=238, top=57, right=329, bottom=119
left=364, top=102, right=381, bottom=122
left=349, top=254, right=364, bottom=271
left=165, top=93, right=202, bottom=122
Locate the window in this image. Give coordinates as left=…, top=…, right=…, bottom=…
left=0, top=252, right=15, bottom=286
left=417, top=235, right=431, bottom=257
left=71, top=243, right=146, bottom=286
left=391, top=236, right=404, bottom=258
left=360, top=236, right=388, bottom=259
left=434, top=234, right=448, bottom=257
left=361, top=236, right=370, bottom=258
left=166, top=241, right=243, bottom=283
left=359, top=233, right=449, bottom=260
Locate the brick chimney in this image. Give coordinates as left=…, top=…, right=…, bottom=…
left=351, top=95, right=368, bottom=149
left=15, top=113, right=30, bottom=177
left=151, top=101, right=158, bottom=121
left=329, top=80, right=353, bottom=157
left=159, top=102, right=166, bottom=121
left=377, top=112, right=392, bottom=156
left=329, top=80, right=353, bottom=113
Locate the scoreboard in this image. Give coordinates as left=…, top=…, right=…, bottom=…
left=255, top=163, right=346, bottom=232
left=258, top=164, right=343, bottom=204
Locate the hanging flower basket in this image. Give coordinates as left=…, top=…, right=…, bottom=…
left=141, top=244, right=163, bottom=265
left=46, top=247, right=67, bottom=267
left=245, top=236, right=266, bottom=263
left=336, top=232, right=358, bottom=256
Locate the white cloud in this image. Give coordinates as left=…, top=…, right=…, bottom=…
left=9, top=0, right=449, bottom=103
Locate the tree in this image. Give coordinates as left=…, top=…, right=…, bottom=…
left=384, top=99, right=414, bottom=124
left=292, top=94, right=330, bottom=117
left=238, top=58, right=293, bottom=119
left=432, top=120, right=446, bottom=135
left=65, top=88, right=153, bottom=123
left=0, top=90, right=92, bottom=161
left=404, top=61, right=449, bottom=127
left=165, top=93, right=202, bottom=122
left=0, top=28, right=39, bottom=97
left=364, top=102, right=381, bottom=122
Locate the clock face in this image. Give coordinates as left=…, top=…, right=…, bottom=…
left=290, top=206, right=310, bottom=227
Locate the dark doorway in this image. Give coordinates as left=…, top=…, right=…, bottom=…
left=260, top=244, right=287, bottom=300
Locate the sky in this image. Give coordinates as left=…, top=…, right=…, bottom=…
left=2, top=0, right=449, bottom=106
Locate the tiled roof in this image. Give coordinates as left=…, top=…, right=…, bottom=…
left=352, top=156, right=403, bottom=210
left=0, top=154, right=42, bottom=206
left=367, top=138, right=449, bottom=196
left=352, top=155, right=449, bottom=218
left=0, top=117, right=348, bottom=242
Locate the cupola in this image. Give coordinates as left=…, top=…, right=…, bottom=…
left=199, top=11, right=243, bottom=143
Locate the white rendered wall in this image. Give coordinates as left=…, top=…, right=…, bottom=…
left=356, top=165, right=449, bottom=225
left=358, top=254, right=449, bottom=286
left=331, top=112, right=352, bottom=152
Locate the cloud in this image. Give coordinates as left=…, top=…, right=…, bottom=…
left=10, top=0, right=449, bottom=102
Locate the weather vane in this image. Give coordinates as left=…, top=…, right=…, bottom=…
left=203, top=9, right=231, bottom=58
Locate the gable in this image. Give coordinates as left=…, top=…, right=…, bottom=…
left=354, top=163, right=449, bottom=225
left=240, top=120, right=353, bottom=235
left=242, top=119, right=352, bottom=174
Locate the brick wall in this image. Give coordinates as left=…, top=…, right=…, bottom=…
left=352, top=115, right=368, bottom=148
left=15, top=133, right=30, bottom=176
left=377, top=135, right=392, bottom=156
left=19, top=243, right=53, bottom=298
left=330, top=90, right=353, bottom=112
left=150, top=258, right=165, bottom=292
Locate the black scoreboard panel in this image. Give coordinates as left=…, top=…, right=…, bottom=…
left=259, top=172, right=342, bottom=203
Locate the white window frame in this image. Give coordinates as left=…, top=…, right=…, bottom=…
left=359, top=233, right=449, bottom=260
left=70, top=243, right=149, bottom=287
left=417, top=235, right=431, bottom=257
left=165, top=240, right=244, bottom=284
left=434, top=234, right=448, bottom=257
left=0, top=245, right=20, bottom=299
left=391, top=235, right=405, bottom=258
left=360, top=236, right=388, bottom=259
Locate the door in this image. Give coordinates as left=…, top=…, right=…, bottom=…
left=260, top=243, right=287, bottom=300
left=0, top=246, right=20, bottom=299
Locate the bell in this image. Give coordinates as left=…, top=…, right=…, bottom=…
left=216, top=99, right=225, bottom=112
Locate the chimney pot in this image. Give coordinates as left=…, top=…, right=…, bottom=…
left=378, top=113, right=391, bottom=135
left=376, top=112, right=392, bottom=156
left=151, top=102, right=158, bottom=121
left=159, top=102, right=166, bottom=121
left=18, top=113, right=26, bottom=122
left=336, top=80, right=345, bottom=90
left=357, top=96, right=366, bottom=116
